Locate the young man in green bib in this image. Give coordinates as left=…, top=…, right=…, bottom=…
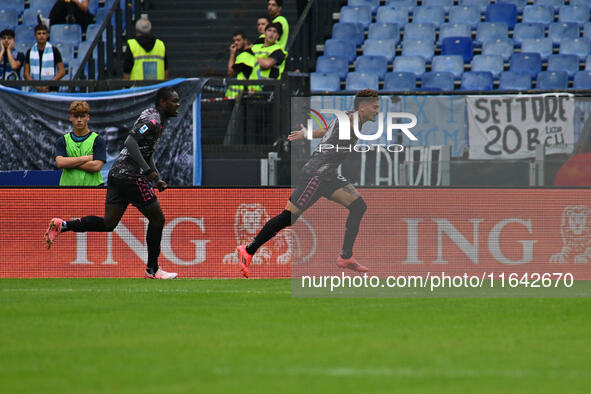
left=54, top=101, right=106, bottom=186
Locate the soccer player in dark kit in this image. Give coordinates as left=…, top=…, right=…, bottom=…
left=237, top=89, right=380, bottom=278
left=43, top=87, right=180, bottom=280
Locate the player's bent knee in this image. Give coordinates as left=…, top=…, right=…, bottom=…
left=104, top=220, right=119, bottom=232
left=348, top=198, right=367, bottom=216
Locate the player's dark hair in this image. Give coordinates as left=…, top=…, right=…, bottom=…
left=233, top=31, right=247, bottom=39
left=353, top=89, right=379, bottom=110
left=258, top=15, right=271, bottom=24
left=155, top=87, right=176, bottom=107
left=34, top=23, right=48, bottom=33
left=269, top=0, right=283, bottom=7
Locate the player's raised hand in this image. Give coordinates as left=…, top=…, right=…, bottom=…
left=288, top=123, right=306, bottom=141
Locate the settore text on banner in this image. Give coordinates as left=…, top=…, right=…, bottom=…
left=467, top=94, right=575, bottom=159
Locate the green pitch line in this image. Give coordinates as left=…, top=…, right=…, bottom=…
left=1, top=279, right=590, bottom=394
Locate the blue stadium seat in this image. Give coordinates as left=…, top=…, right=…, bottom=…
left=560, top=38, right=591, bottom=61
left=431, top=55, right=464, bottom=78
left=54, top=42, right=75, bottom=61
left=340, top=6, right=372, bottom=28
left=521, top=38, right=553, bottom=60
left=535, top=0, right=563, bottom=14
left=573, top=70, right=591, bottom=88
left=324, top=39, right=357, bottom=63
left=438, top=23, right=471, bottom=46
left=422, top=0, right=453, bottom=13
left=584, top=23, right=591, bottom=41
left=311, top=72, right=341, bottom=92
left=346, top=72, right=380, bottom=91
left=441, top=37, right=473, bottom=62
left=461, top=71, right=494, bottom=90
left=22, top=9, right=44, bottom=27
left=316, top=56, right=349, bottom=80
left=385, top=0, right=416, bottom=12
left=404, top=23, right=436, bottom=43
left=368, top=23, right=401, bottom=41
left=349, top=0, right=379, bottom=15
left=383, top=72, right=416, bottom=91
left=15, top=25, right=35, bottom=46
left=475, top=22, right=509, bottom=46
left=522, top=5, right=554, bottom=24
left=499, top=71, right=532, bottom=90
left=448, top=6, right=481, bottom=29
left=459, top=0, right=489, bottom=13
left=88, top=0, right=99, bottom=15
left=571, top=0, right=591, bottom=6
left=547, top=54, right=580, bottom=78
left=421, top=71, right=455, bottom=91
left=333, top=23, right=365, bottom=47
left=355, top=55, right=388, bottom=79
left=0, top=9, right=18, bottom=30
left=548, top=23, right=581, bottom=46
left=486, top=3, right=518, bottom=29
left=50, top=24, right=82, bottom=46
left=587, top=55, right=591, bottom=70
left=482, top=38, right=515, bottom=61
left=497, top=0, right=526, bottom=14
left=85, top=24, right=103, bottom=42
left=536, top=71, right=569, bottom=90
left=363, top=39, right=397, bottom=62
left=402, top=39, right=434, bottom=62
left=29, top=0, right=54, bottom=16
left=559, top=5, right=590, bottom=26
left=513, top=23, right=546, bottom=47
left=77, top=41, right=94, bottom=58
left=393, top=55, right=426, bottom=77
left=67, top=57, right=84, bottom=80
left=0, top=0, right=24, bottom=13
left=471, top=54, right=504, bottom=78
left=413, top=6, right=446, bottom=28
left=376, top=6, right=409, bottom=25
left=15, top=42, right=29, bottom=57
left=510, top=53, right=542, bottom=78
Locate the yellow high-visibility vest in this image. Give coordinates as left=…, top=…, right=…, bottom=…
left=128, top=38, right=166, bottom=80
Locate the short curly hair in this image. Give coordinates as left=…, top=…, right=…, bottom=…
left=353, top=89, right=379, bottom=110
left=69, top=101, right=90, bottom=115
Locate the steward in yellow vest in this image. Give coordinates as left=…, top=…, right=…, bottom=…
left=249, top=22, right=287, bottom=91
left=267, top=0, right=289, bottom=50
left=226, top=31, right=256, bottom=98
left=55, top=101, right=106, bottom=186
left=123, top=17, right=168, bottom=80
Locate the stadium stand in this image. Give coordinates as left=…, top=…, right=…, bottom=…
left=29, top=0, right=54, bottom=17
left=421, top=71, right=454, bottom=91
left=574, top=70, right=591, bottom=89
left=367, top=23, right=400, bottom=41
left=346, top=71, right=380, bottom=91
left=535, top=0, right=563, bottom=14
left=431, top=55, right=464, bottom=79
left=393, top=56, right=426, bottom=77
left=448, top=6, right=481, bottom=29
left=324, top=39, right=357, bottom=63
left=471, top=54, right=504, bottom=79
left=363, top=39, right=397, bottom=62
left=376, top=6, right=409, bottom=25
left=547, top=54, right=580, bottom=79
left=316, top=56, right=349, bottom=80
left=558, top=5, right=590, bottom=26
left=486, top=3, right=518, bottom=29
left=333, top=23, right=365, bottom=47
left=413, top=6, right=445, bottom=28
left=482, top=38, right=513, bottom=61
left=560, top=38, right=591, bottom=61
left=513, top=23, right=546, bottom=47
left=51, top=24, right=82, bottom=47
left=340, top=5, right=372, bottom=29
left=475, top=22, right=509, bottom=46
left=521, top=38, right=553, bottom=61
left=0, top=9, right=18, bottom=30
left=438, top=23, right=471, bottom=46
left=404, top=23, right=436, bottom=43
left=510, top=53, right=542, bottom=78
left=311, top=72, right=341, bottom=92
left=522, top=5, right=554, bottom=24
left=441, top=37, right=473, bottom=62
left=355, top=55, right=388, bottom=80
left=499, top=71, right=532, bottom=90
left=548, top=22, right=580, bottom=46
left=0, top=0, right=25, bottom=13
left=402, top=39, right=434, bottom=62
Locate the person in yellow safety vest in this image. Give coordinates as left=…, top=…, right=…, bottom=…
left=123, top=16, right=168, bottom=80
left=226, top=31, right=256, bottom=99
left=252, top=15, right=271, bottom=46
left=54, top=101, right=106, bottom=186
left=249, top=22, right=287, bottom=91
left=267, top=0, right=289, bottom=50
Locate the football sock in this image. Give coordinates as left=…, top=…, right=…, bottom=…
left=146, top=224, right=163, bottom=274
left=62, top=216, right=106, bottom=232
left=341, top=198, right=367, bottom=259
left=246, top=210, right=295, bottom=255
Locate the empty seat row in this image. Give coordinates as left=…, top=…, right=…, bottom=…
left=341, top=4, right=591, bottom=30
left=311, top=70, right=591, bottom=92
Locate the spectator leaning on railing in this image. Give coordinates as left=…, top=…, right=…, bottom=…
left=123, top=16, right=168, bottom=81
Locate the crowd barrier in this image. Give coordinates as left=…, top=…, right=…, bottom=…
left=2, top=187, right=590, bottom=279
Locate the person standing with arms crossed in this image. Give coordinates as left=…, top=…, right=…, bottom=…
left=44, top=87, right=180, bottom=280
left=55, top=100, right=106, bottom=186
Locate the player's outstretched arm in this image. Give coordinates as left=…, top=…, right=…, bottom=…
left=288, top=123, right=326, bottom=141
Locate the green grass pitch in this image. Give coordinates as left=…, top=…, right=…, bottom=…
left=1, top=279, right=590, bottom=393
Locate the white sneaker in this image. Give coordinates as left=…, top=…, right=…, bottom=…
left=144, top=269, right=178, bottom=279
